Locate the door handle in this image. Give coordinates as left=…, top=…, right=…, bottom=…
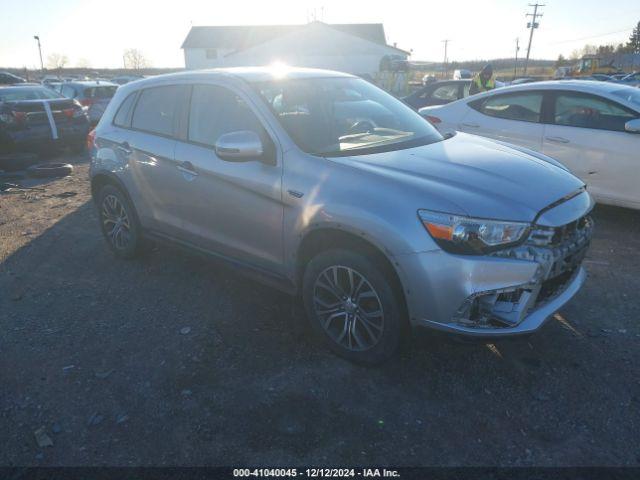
left=176, top=161, right=198, bottom=177
left=461, top=122, right=479, bottom=128
left=545, top=136, right=570, bottom=144
left=116, top=141, right=132, bottom=155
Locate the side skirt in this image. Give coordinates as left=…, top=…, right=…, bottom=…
left=143, top=230, right=297, bottom=296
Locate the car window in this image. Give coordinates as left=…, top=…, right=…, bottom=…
left=188, top=84, right=264, bottom=147
left=88, top=86, right=117, bottom=99
left=432, top=84, right=459, bottom=101
left=462, top=82, right=471, bottom=98
left=554, top=93, right=637, bottom=132
left=113, top=92, right=138, bottom=128
left=0, top=87, right=63, bottom=102
left=255, top=77, right=442, bottom=156
left=610, top=88, right=640, bottom=110
left=132, top=85, right=184, bottom=137
left=61, top=85, right=76, bottom=98
left=475, top=92, right=542, bottom=122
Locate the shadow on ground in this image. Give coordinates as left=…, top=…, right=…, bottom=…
left=1, top=200, right=639, bottom=466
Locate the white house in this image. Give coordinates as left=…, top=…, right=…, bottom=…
left=181, top=21, right=410, bottom=76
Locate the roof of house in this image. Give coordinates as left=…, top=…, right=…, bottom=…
left=181, top=22, right=388, bottom=50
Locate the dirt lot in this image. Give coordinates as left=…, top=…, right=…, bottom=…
left=1, top=155, right=639, bottom=467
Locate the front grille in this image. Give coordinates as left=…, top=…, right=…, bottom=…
left=528, top=215, right=593, bottom=248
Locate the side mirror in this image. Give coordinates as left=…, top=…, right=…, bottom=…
left=624, top=118, right=640, bottom=133
left=214, top=130, right=264, bottom=161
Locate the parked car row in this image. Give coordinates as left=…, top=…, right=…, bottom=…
left=420, top=80, right=640, bottom=210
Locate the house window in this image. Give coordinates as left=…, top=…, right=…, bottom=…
left=205, top=48, right=217, bottom=59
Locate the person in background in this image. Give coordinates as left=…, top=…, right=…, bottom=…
left=469, top=64, right=496, bottom=95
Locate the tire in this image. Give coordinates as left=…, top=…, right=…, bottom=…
left=0, top=153, right=39, bottom=172
left=96, top=184, right=142, bottom=259
left=27, top=163, right=73, bottom=178
left=302, top=249, right=403, bottom=365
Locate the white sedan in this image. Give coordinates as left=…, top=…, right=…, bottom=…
left=420, top=80, right=640, bottom=210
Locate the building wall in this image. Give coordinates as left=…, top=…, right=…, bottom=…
left=184, top=23, right=407, bottom=75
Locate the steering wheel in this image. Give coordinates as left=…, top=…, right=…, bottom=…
left=347, top=120, right=376, bottom=135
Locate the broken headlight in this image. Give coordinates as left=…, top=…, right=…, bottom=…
left=418, top=209, right=530, bottom=255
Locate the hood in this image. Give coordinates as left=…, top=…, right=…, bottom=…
left=336, top=132, right=585, bottom=222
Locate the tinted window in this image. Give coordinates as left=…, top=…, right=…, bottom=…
left=432, top=84, right=459, bottom=101
left=61, top=85, right=76, bottom=98
left=188, top=85, right=264, bottom=147
left=474, top=92, right=542, bottom=122
left=610, top=88, right=640, bottom=109
left=113, top=92, right=138, bottom=127
left=132, top=86, right=183, bottom=136
left=0, top=87, right=62, bottom=102
left=554, top=93, right=637, bottom=132
left=87, top=86, right=117, bottom=99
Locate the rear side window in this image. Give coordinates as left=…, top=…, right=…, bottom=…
left=432, top=84, right=459, bottom=101
left=472, top=92, right=543, bottom=123
left=553, top=93, right=637, bottom=132
left=188, top=84, right=264, bottom=147
left=87, top=86, right=117, bottom=98
left=113, top=92, right=138, bottom=127
left=61, top=85, right=76, bottom=98
left=132, top=86, right=184, bottom=137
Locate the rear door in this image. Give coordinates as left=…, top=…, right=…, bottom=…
left=458, top=91, right=545, bottom=150
left=125, top=84, right=190, bottom=237
left=172, top=83, right=284, bottom=271
left=542, top=90, right=640, bottom=208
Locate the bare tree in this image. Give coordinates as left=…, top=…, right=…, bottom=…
left=47, top=53, right=69, bottom=70
left=76, top=58, right=91, bottom=69
left=123, top=49, right=150, bottom=70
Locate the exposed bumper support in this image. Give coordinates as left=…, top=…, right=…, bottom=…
left=418, top=267, right=586, bottom=337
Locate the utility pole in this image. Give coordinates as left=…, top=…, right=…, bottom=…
left=524, top=3, right=544, bottom=75
left=514, top=38, right=520, bottom=79
left=442, top=39, right=450, bottom=79
left=33, top=35, right=44, bottom=73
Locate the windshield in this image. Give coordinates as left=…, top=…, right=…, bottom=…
left=254, top=77, right=443, bottom=156
left=611, top=89, right=640, bottom=110
left=0, top=87, right=63, bottom=102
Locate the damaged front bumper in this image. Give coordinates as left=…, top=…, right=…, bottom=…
left=403, top=190, right=594, bottom=337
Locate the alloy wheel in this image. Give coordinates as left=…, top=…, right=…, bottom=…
left=101, top=194, right=131, bottom=250
left=312, top=265, right=385, bottom=352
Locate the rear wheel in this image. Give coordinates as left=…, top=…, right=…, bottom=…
left=302, top=249, right=403, bottom=365
left=97, top=184, right=142, bottom=259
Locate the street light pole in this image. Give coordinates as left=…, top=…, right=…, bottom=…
left=33, top=35, right=44, bottom=73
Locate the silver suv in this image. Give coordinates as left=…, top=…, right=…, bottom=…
left=89, top=67, right=593, bottom=364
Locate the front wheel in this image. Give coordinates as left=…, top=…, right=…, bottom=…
left=302, top=249, right=403, bottom=365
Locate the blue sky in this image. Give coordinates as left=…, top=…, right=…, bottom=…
left=1, top=0, right=639, bottom=68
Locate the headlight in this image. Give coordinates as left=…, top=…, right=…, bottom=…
left=418, top=209, right=530, bottom=255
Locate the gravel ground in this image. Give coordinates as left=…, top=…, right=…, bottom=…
left=1, top=154, right=639, bottom=467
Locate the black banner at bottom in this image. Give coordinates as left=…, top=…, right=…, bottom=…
left=0, top=467, right=638, bottom=480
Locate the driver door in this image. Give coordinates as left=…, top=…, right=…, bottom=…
left=172, top=84, right=284, bottom=272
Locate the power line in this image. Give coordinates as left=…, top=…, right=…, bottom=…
left=524, top=3, right=544, bottom=75
left=547, top=26, right=634, bottom=45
